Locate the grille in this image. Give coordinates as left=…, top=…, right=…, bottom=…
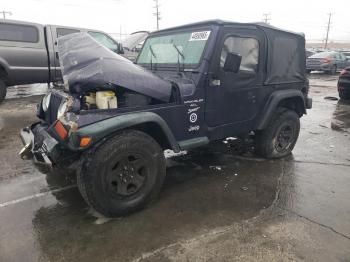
left=307, top=59, right=323, bottom=66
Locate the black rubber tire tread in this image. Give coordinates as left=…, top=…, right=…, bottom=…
left=255, top=108, right=300, bottom=159
left=0, top=79, right=6, bottom=103
left=339, top=90, right=350, bottom=100
left=77, top=130, right=166, bottom=217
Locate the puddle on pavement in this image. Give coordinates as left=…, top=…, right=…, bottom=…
left=6, top=84, right=48, bottom=99
left=0, top=143, right=285, bottom=262
left=1, top=74, right=349, bottom=261
left=308, top=73, right=340, bottom=87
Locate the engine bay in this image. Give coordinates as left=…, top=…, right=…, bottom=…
left=81, top=87, right=154, bottom=111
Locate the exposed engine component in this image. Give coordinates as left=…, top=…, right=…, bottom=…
left=81, top=88, right=156, bottom=111
left=84, top=93, right=96, bottom=109
left=83, top=91, right=118, bottom=110
left=96, top=91, right=118, bottom=109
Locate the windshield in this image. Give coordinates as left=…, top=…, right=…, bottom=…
left=137, top=30, right=211, bottom=67
left=123, top=31, right=149, bottom=50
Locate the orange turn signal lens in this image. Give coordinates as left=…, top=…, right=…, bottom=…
left=80, top=136, right=92, bottom=147
left=54, top=120, right=68, bottom=140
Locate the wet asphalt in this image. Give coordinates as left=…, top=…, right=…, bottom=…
left=0, top=75, right=349, bottom=261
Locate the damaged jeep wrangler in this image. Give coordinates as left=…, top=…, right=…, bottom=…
left=20, top=20, right=312, bottom=217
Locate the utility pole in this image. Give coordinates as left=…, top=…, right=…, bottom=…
left=324, top=13, right=332, bottom=49
left=0, top=11, right=12, bottom=19
left=153, top=0, right=161, bottom=30
left=262, top=13, right=271, bottom=24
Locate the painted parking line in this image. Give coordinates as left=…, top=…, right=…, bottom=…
left=0, top=185, right=77, bottom=208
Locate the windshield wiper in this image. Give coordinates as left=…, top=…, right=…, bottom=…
left=172, top=43, right=185, bottom=72
left=172, top=43, right=185, bottom=60
left=149, top=45, right=157, bottom=71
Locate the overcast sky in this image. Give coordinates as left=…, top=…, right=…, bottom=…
left=2, top=0, right=350, bottom=42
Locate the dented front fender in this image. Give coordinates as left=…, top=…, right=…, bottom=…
left=68, top=111, right=180, bottom=152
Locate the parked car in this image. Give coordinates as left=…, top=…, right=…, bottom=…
left=0, top=19, right=124, bottom=103
left=340, top=50, right=350, bottom=60
left=20, top=20, right=312, bottom=217
left=122, top=31, right=149, bottom=62
left=306, top=50, right=315, bottom=58
left=306, top=51, right=349, bottom=74
left=338, top=66, right=350, bottom=99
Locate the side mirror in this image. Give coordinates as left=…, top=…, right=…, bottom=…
left=223, top=52, right=242, bottom=73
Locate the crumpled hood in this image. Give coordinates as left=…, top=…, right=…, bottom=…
left=57, top=33, right=173, bottom=102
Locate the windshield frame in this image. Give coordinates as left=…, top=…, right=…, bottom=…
left=136, top=27, right=212, bottom=70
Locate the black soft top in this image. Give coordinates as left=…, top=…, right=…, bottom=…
left=155, top=19, right=304, bottom=37
left=154, top=20, right=307, bottom=85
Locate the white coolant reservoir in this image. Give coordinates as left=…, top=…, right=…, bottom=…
left=96, top=91, right=118, bottom=109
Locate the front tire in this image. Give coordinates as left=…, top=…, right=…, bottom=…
left=255, top=108, right=300, bottom=159
left=0, top=79, right=7, bottom=103
left=78, top=130, right=166, bottom=217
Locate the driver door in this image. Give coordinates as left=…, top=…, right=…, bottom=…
left=205, top=27, right=265, bottom=128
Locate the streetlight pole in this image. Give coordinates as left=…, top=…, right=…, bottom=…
left=153, top=0, right=161, bottom=30
left=324, top=13, right=332, bottom=49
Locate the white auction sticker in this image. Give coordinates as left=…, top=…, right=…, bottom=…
left=189, top=31, right=211, bottom=41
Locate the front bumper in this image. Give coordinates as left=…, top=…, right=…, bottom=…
left=19, top=123, right=59, bottom=167
left=306, top=64, right=332, bottom=71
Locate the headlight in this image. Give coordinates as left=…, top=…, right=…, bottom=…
left=42, top=93, right=51, bottom=112
left=57, top=101, right=68, bottom=120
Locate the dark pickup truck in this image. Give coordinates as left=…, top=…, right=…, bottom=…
left=0, top=19, right=124, bottom=102
left=20, top=20, right=312, bottom=217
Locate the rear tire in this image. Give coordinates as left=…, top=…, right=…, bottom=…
left=339, top=89, right=350, bottom=100
left=0, top=79, right=6, bottom=103
left=77, top=130, right=166, bottom=217
left=255, top=108, right=300, bottom=159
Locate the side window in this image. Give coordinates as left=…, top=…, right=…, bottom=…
left=0, top=23, right=39, bottom=43
left=57, top=28, right=80, bottom=38
left=220, top=36, right=259, bottom=73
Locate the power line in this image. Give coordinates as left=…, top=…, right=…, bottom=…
left=324, top=13, right=332, bottom=49
left=262, top=13, right=271, bottom=24
left=153, top=0, right=161, bottom=30
left=0, top=11, right=12, bottom=19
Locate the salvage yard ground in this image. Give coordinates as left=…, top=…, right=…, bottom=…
left=0, top=74, right=350, bottom=261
